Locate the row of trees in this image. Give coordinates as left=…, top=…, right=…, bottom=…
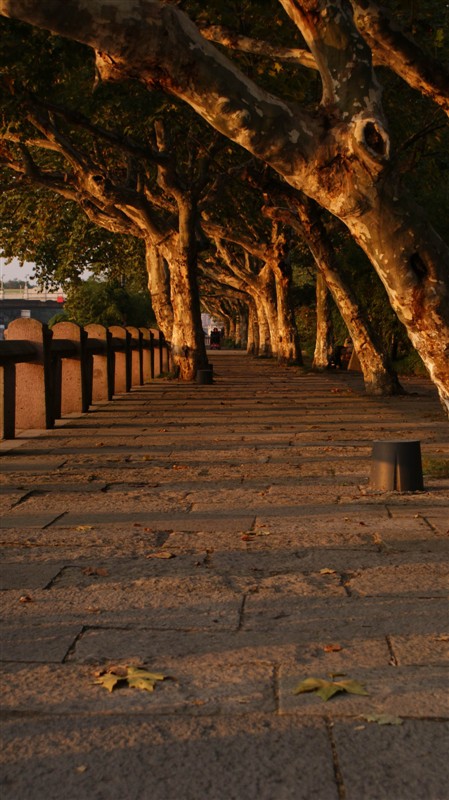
left=0, top=1, right=448, bottom=408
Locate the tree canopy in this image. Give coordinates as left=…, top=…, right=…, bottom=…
left=0, top=1, right=448, bottom=408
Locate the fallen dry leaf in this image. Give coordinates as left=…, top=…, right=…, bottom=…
left=319, top=568, right=336, bottom=575
left=365, top=714, right=403, bottom=726
left=323, top=644, right=343, bottom=653
left=293, top=676, right=368, bottom=702
left=76, top=525, right=93, bottom=532
left=83, top=567, right=109, bottom=577
left=19, top=595, right=34, bottom=603
left=94, top=665, right=168, bottom=693
left=146, top=551, right=176, bottom=559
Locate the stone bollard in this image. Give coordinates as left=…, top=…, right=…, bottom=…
left=370, top=440, right=424, bottom=492
left=109, top=326, right=131, bottom=395
left=51, top=321, right=88, bottom=416
left=161, top=332, right=170, bottom=373
left=150, top=328, right=164, bottom=377
left=85, top=324, right=112, bottom=403
left=4, top=318, right=53, bottom=430
left=139, top=328, right=153, bottom=383
left=127, top=326, right=143, bottom=387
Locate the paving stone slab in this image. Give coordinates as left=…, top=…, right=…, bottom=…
left=390, top=633, right=449, bottom=667
left=0, top=461, right=67, bottom=473
left=0, top=575, right=243, bottom=630
left=332, top=720, right=449, bottom=800
left=242, top=596, right=449, bottom=637
left=0, top=513, right=66, bottom=529
left=52, top=512, right=256, bottom=530
left=0, top=624, right=81, bottom=662
left=348, top=563, right=449, bottom=597
left=0, top=653, right=276, bottom=716
left=0, top=714, right=337, bottom=800
left=0, top=562, right=65, bottom=590
left=279, top=665, right=449, bottom=719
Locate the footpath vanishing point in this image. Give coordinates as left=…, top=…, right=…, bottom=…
left=1, top=351, right=448, bottom=800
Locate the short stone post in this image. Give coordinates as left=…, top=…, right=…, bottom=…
left=4, top=318, right=53, bottom=430
left=109, top=326, right=131, bottom=394
left=0, top=362, right=16, bottom=439
left=51, top=321, right=88, bottom=416
left=85, top=324, right=112, bottom=403
left=127, top=326, right=143, bottom=387
left=161, top=331, right=170, bottom=373
left=150, top=328, right=163, bottom=377
left=139, top=327, right=153, bottom=383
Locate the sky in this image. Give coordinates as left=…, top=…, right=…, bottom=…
left=0, top=257, right=37, bottom=283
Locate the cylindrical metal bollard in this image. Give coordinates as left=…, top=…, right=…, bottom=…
left=370, top=440, right=424, bottom=492
left=196, top=368, right=213, bottom=385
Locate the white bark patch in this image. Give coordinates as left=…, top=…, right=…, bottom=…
left=288, top=129, right=300, bottom=143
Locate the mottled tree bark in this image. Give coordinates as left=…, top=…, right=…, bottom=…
left=145, top=243, right=173, bottom=341
left=313, top=273, right=334, bottom=369
left=283, top=197, right=404, bottom=395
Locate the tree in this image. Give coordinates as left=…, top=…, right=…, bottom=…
left=1, top=1, right=448, bottom=408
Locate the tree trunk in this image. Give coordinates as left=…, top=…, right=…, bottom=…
left=287, top=198, right=404, bottom=396
left=271, top=260, right=303, bottom=364
left=145, top=243, right=173, bottom=341
left=163, top=202, right=208, bottom=380
left=313, top=273, right=334, bottom=369
left=247, top=300, right=259, bottom=355
left=2, top=0, right=448, bottom=410
left=345, top=191, right=449, bottom=412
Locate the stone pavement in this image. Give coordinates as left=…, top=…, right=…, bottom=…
left=1, top=351, right=448, bottom=800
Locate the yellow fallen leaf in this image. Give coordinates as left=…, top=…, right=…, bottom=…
left=146, top=551, right=176, bottom=559
left=83, top=567, right=109, bottom=576
left=323, top=644, right=343, bottom=653
left=293, top=676, right=368, bottom=702
left=76, top=525, right=93, bottom=532
left=319, top=568, right=336, bottom=575
left=94, top=665, right=168, bottom=693
left=365, top=714, right=403, bottom=726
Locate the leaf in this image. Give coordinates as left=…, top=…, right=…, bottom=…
left=293, top=676, right=368, bottom=702
left=83, top=567, right=109, bottom=576
left=323, top=644, right=343, bottom=652
left=76, top=525, right=93, bottom=531
left=319, top=568, right=336, bottom=575
left=95, top=672, right=120, bottom=693
left=146, top=551, right=176, bottom=559
left=94, top=665, right=168, bottom=693
left=365, top=714, right=403, bottom=726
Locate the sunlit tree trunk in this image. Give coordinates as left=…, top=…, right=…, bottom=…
left=145, top=242, right=173, bottom=341
left=313, top=272, right=334, bottom=369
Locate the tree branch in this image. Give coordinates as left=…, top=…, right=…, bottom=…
left=351, top=0, right=449, bottom=118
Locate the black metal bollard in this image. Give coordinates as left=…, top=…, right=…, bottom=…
left=196, top=367, right=213, bottom=385
left=370, top=440, right=424, bottom=492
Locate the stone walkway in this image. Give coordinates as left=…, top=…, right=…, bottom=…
left=1, top=351, right=448, bottom=800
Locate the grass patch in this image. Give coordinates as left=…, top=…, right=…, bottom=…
left=393, top=352, right=428, bottom=376
left=422, top=457, right=449, bottom=479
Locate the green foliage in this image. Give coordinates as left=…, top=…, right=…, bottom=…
left=61, top=277, right=155, bottom=328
